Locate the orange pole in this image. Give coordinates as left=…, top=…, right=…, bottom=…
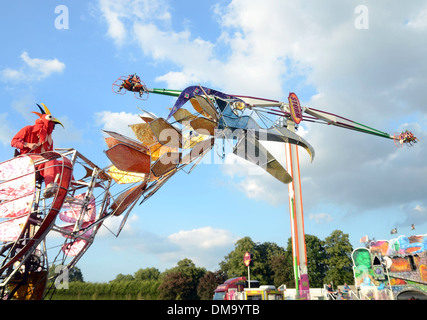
left=285, top=120, right=310, bottom=298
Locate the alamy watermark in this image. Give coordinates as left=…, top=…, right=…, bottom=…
left=354, top=4, right=369, bottom=30
left=55, top=5, right=69, bottom=30
left=54, top=264, right=69, bottom=289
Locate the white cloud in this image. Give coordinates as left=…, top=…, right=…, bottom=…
left=98, top=0, right=127, bottom=45
left=20, top=52, right=65, bottom=79
left=414, top=205, right=426, bottom=212
left=407, top=5, right=427, bottom=29
left=131, top=22, right=219, bottom=89
left=98, top=0, right=171, bottom=46
left=309, top=213, right=333, bottom=224
left=155, top=71, right=199, bottom=90
left=108, top=225, right=238, bottom=271
left=95, top=110, right=143, bottom=138
left=1, top=51, right=65, bottom=82
left=1, top=69, right=20, bottom=81
left=168, top=226, right=238, bottom=249
left=163, top=226, right=239, bottom=269
left=221, top=152, right=288, bottom=206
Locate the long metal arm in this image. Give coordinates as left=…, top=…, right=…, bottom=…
left=304, top=107, right=394, bottom=140
left=145, top=86, right=396, bottom=140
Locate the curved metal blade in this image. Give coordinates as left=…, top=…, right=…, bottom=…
left=261, top=126, right=315, bottom=162
left=233, top=130, right=293, bottom=184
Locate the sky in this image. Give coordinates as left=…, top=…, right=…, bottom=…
left=1, top=0, right=426, bottom=283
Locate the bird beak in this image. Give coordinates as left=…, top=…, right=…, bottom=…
left=53, top=118, right=64, bottom=128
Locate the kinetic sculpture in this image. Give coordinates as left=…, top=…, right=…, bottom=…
left=0, top=73, right=418, bottom=299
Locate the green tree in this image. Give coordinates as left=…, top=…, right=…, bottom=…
left=257, top=242, right=286, bottom=284
left=219, top=237, right=258, bottom=280
left=285, top=234, right=328, bottom=288
left=160, top=259, right=206, bottom=300
left=323, top=230, right=354, bottom=286
left=219, top=237, right=288, bottom=285
left=111, top=273, right=134, bottom=282
left=48, top=265, right=84, bottom=282
left=305, top=234, right=328, bottom=287
left=158, top=271, right=195, bottom=300
left=197, top=270, right=227, bottom=300
left=270, top=254, right=293, bottom=288
left=69, top=266, right=84, bottom=282
left=134, top=267, right=160, bottom=281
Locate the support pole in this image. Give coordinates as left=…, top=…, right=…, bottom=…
left=285, top=120, right=310, bottom=299
left=247, top=265, right=251, bottom=289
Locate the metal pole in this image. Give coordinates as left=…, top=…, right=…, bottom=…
left=248, top=265, right=251, bottom=289
left=285, top=120, right=310, bottom=299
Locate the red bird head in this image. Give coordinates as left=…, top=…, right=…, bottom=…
left=32, top=103, right=64, bottom=131
left=31, top=103, right=64, bottom=143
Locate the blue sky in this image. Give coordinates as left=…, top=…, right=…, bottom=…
left=1, top=0, right=427, bottom=283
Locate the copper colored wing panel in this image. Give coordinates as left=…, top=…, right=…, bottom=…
left=190, top=117, right=217, bottom=136
left=149, top=118, right=182, bottom=148
left=104, top=137, right=119, bottom=149
left=83, top=164, right=110, bottom=181
left=190, top=98, right=210, bottom=118
left=129, top=123, right=177, bottom=161
left=80, top=165, right=94, bottom=180
left=103, top=130, right=149, bottom=153
left=105, top=136, right=149, bottom=157
left=105, top=144, right=151, bottom=174
left=151, top=152, right=181, bottom=177
left=129, top=123, right=158, bottom=146
left=194, top=95, right=218, bottom=121
left=108, top=165, right=146, bottom=184
left=140, top=116, right=154, bottom=123
left=111, top=181, right=147, bottom=216
left=150, top=143, right=175, bottom=162
left=171, top=108, right=197, bottom=123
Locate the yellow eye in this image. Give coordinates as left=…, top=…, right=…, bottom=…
left=234, top=102, right=246, bottom=110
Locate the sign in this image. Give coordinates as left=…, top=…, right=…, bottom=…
left=244, top=252, right=252, bottom=267
left=288, top=92, right=303, bottom=124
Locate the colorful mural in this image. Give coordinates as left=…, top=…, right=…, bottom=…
left=352, top=233, right=427, bottom=299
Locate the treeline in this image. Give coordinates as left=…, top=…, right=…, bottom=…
left=52, top=279, right=162, bottom=300
left=52, top=230, right=355, bottom=300
left=52, top=261, right=224, bottom=300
